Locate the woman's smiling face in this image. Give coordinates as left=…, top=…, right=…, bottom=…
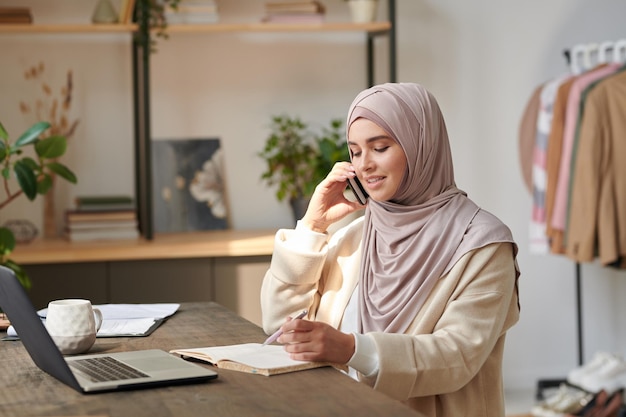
left=347, top=118, right=407, bottom=202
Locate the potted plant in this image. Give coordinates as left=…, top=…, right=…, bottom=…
left=258, top=115, right=349, bottom=222
left=0, top=120, right=77, bottom=291
left=137, top=0, right=182, bottom=52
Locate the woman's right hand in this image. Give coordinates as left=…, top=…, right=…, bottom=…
left=300, top=162, right=365, bottom=233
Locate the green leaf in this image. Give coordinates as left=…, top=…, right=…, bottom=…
left=35, top=135, right=67, bottom=159
left=0, top=142, right=6, bottom=160
left=15, top=121, right=50, bottom=147
left=14, top=160, right=38, bottom=200
left=318, top=139, right=335, bottom=161
left=0, top=227, right=16, bottom=256
left=0, top=121, right=8, bottom=141
left=37, top=173, right=53, bottom=194
left=46, top=162, right=77, bottom=184
left=20, top=157, right=40, bottom=172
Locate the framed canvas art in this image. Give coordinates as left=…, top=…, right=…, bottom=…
left=151, top=138, right=229, bottom=233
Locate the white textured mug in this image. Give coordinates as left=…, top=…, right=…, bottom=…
left=45, top=299, right=103, bottom=355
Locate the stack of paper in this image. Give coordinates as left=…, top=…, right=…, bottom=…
left=88, top=303, right=180, bottom=337
left=6, top=303, right=180, bottom=339
left=31, top=303, right=180, bottom=338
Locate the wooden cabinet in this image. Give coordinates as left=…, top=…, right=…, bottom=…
left=12, top=230, right=274, bottom=324
left=22, top=257, right=271, bottom=326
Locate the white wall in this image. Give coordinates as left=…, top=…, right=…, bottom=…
left=1, top=0, right=626, bottom=391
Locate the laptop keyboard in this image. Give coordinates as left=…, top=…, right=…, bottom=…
left=68, top=356, right=149, bottom=383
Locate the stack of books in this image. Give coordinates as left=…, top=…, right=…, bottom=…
left=262, top=1, right=325, bottom=24
left=65, top=195, right=140, bottom=242
left=0, top=7, right=33, bottom=24
left=164, top=0, right=219, bottom=25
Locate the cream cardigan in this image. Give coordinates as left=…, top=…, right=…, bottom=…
left=261, top=216, right=520, bottom=417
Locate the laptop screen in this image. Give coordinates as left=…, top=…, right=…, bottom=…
left=0, top=266, right=89, bottom=391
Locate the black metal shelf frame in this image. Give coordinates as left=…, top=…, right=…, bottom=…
left=132, top=0, right=398, bottom=240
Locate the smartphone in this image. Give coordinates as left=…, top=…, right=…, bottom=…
left=347, top=176, right=369, bottom=205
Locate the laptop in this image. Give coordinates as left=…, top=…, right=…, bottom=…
left=0, top=265, right=217, bottom=393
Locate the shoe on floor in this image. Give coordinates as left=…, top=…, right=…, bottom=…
left=568, top=352, right=620, bottom=388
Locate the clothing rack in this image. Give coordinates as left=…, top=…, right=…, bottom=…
left=563, top=47, right=585, bottom=368
left=534, top=48, right=587, bottom=401
left=538, top=41, right=626, bottom=397
left=575, top=262, right=583, bottom=366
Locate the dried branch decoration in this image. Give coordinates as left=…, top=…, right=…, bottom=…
left=19, top=62, right=79, bottom=139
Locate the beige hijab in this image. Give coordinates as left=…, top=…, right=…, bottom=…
left=347, top=83, right=518, bottom=333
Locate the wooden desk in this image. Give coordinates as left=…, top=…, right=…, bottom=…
left=0, top=302, right=422, bottom=417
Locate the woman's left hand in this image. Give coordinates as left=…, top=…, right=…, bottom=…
left=277, top=317, right=355, bottom=364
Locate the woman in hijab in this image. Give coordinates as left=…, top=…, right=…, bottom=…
left=260, top=82, right=520, bottom=417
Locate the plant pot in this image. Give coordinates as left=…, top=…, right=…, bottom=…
left=347, top=0, right=379, bottom=23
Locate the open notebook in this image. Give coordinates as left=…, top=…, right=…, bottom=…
left=170, top=343, right=329, bottom=376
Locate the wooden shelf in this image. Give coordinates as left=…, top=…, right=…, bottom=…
left=11, top=229, right=275, bottom=265
left=164, top=21, right=391, bottom=34
left=0, top=21, right=390, bottom=35
left=0, top=23, right=137, bottom=33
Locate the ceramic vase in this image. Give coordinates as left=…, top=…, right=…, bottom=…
left=347, top=0, right=379, bottom=23
left=92, top=0, right=118, bottom=24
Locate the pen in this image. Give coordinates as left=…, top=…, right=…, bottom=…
left=262, top=310, right=308, bottom=346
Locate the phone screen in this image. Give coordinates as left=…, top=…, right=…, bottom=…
left=347, top=176, right=368, bottom=205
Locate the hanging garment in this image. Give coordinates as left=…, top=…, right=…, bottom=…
left=529, top=74, right=570, bottom=254
left=544, top=77, right=576, bottom=254
left=518, top=84, right=543, bottom=194
left=566, top=67, right=626, bottom=266
left=549, top=63, right=622, bottom=250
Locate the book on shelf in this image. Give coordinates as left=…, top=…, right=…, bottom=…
left=165, top=0, right=219, bottom=24
left=170, top=2, right=218, bottom=14
left=65, top=206, right=139, bottom=241
left=74, top=195, right=135, bottom=212
left=262, top=13, right=324, bottom=24
left=66, top=209, right=137, bottom=223
left=263, top=1, right=325, bottom=24
left=265, top=1, right=325, bottom=14
left=66, top=227, right=140, bottom=242
left=67, top=219, right=138, bottom=231
left=0, top=7, right=33, bottom=24
left=165, top=12, right=220, bottom=24
left=170, top=343, right=329, bottom=376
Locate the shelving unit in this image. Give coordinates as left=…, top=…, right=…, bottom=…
left=133, top=0, right=397, bottom=239
left=1, top=0, right=397, bottom=243
left=1, top=2, right=397, bottom=322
